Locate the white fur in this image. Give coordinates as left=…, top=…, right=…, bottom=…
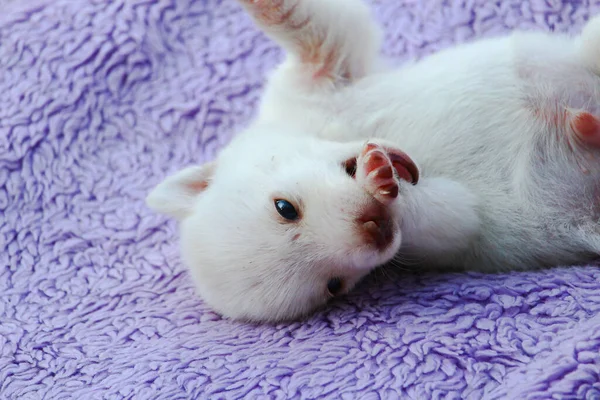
left=147, top=0, right=600, bottom=322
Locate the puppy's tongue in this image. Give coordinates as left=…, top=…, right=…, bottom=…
left=386, top=150, right=419, bottom=184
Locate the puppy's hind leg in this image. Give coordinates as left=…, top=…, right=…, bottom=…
left=578, top=15, right=600, bottom=77
left=569, top=15, right=600, bottom=148
left=528, top=16, right=600, bottom=150
left=237, top=0, right=382, bottom=88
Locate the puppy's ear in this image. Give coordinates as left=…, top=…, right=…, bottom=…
left=146, top=162, right=216, bottom=220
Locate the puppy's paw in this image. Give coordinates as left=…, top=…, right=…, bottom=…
left=356, top=143, right=398, bottom=204
left=355, top=142, right=420, bottom=205
left=571, top=111, right=600, bottom=147
left=238, top=0, right=381, bottom=84
left=238, top=0, right=307, bottom=30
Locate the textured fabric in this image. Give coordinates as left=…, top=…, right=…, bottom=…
left=1, top=0, right=600, bottom=398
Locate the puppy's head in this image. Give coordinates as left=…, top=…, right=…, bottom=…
left=146, top=129, right=410, bottom=322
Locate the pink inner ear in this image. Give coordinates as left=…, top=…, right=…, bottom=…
left=572, top=112, right=600, bottom=146
left=187, top=180, right=209, bottom=193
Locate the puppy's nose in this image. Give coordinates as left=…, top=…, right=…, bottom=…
left=357, top=203, right=394, bottom=250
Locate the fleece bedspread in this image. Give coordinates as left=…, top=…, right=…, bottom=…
left=1, top=0, right=600, bottom=398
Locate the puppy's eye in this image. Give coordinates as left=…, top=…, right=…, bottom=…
left=274, top=199, right=299, bottom=220
left=327, top=277, right=343, bottom=296
left=343, top=158, right=357, bottom=178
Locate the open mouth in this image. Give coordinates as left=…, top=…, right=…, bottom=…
left=343, top=148, right=419, bottom=184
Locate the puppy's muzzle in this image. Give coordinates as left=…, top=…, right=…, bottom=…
left=356, top=201, right=394, bottom=250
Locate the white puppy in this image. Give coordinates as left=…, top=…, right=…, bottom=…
left=147, top=0, right=600, bottom=322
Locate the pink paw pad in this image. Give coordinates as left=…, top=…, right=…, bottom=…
left=571, top=112, right=600, bottom=147
left=356, top=142, right=419, bottom=204
left=356, top=144, right=396, bottom=204
left=241, top=0, right=306, bottom=30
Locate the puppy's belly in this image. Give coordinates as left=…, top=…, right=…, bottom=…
left=333, top=77, right=600, bottom=269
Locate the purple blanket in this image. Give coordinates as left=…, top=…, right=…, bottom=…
left=2, top=0, right=600, bottom=398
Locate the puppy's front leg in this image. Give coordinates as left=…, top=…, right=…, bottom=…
left=355, top=141, right=481, bottom=266
left=237, top=0, right=382, bottom=89
left=397, top=177, right=481, bottom=266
